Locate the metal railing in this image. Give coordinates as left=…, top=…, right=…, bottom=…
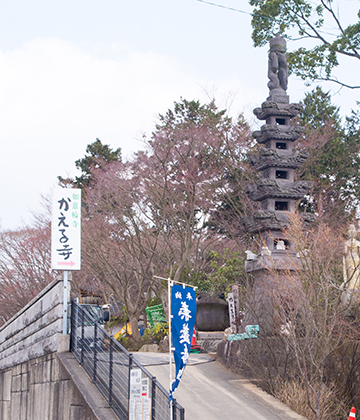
left=70, top=299, right=185, bottom=420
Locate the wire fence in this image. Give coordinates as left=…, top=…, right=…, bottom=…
left=70, top=298, right=185, bottom=420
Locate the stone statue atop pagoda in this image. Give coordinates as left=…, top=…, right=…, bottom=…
left=268, top=34, right=288, bottom=92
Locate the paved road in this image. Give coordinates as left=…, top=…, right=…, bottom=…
left=133, top=352, right=307, bottom=420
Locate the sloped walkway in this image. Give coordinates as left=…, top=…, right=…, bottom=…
left=134, top=352, right=307, bottom=420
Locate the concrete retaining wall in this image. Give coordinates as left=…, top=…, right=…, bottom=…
left=0, top=352, right=118, bottom=420
left=0, top=278, right=66, bottom=371
left=0, top=277, right=118, bottom=420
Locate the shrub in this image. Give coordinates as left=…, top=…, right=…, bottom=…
left=272, top=375, right=349, bottom=419
left=115, top=322, right=169, bottom=351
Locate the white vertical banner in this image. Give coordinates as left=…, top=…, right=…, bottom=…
left=169, top=283, right=197, bottom=402
left=232, top=284, right=240, bottom=320
left=228, top=293, right=237, bottom=333
left=51, top=188, right=81, bottom=271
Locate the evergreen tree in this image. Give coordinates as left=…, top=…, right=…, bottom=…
left=297, top=87, right=360, bottom=223
left=58, top=138, right=121, bottom=189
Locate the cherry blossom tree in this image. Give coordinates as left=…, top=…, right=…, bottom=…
left=79, top=164, right=169, bottom=339
left=0, top=223, right=56, bottom=325
left=78, top=99, right=256, bottom=339
left=133, top=99, right=256, bottom=283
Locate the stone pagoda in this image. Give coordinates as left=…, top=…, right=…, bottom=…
left=241, top=35, right=315, bottom=333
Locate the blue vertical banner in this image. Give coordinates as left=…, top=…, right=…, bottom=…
left=169, top=284, right=196, bottom=402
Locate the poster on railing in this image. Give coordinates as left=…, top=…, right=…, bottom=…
left=169, top=283, right=196, bottom=402
left=129, top=369, right=151, bottom=420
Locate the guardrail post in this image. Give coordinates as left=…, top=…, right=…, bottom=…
left=128, top=354, right=133, bottom=403
left=109, top=337, right=113, bottom=406
left=81, top=309, right=84, bottom=365
left=70, top=300, right=75, bottom=352
left=151, top=376, right=156, bottom=420
left=93, top=323, right=97, bottom=382
left=172, top=398, right=177, bottom=420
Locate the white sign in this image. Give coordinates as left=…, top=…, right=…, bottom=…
left=51, top=188, right=81, bottom=270
left=129, top=369, right=151, bottom=420
left=232, top=284, right=240, bottom=320
left=228, top=292, right=237, bottom=333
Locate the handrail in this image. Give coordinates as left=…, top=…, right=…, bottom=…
left=70, top=298, right=185, bottom=420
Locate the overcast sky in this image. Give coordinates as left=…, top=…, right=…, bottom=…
left=1, top=0, right=359, bottom=230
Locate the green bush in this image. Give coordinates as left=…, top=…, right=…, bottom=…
left=143, top=322, right=169, bottom=343
left=115, top=322, right=169, bottom=351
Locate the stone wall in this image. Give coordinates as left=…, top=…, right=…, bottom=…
left=0, top=352, right=114, bottom=420
left=0, top=277, right=118, bottom=420
left=0, top=278, right=66, bottom=371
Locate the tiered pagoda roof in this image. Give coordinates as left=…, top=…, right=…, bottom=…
left=243, top=34, right=315, bottom=267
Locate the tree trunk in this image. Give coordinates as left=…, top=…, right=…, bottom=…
left=129, top=314, right=141, bottom=341
left=160, top=288, right=169, bottom=322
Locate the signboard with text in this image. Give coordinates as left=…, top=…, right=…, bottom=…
left=51, top=188, right=81, bottom=270
left=129, top=369, right=151, bottom=420
left=228, top=292, right=237, bottom=333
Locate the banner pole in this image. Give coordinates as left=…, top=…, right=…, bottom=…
left=154, top=275, right=197, bottom=290
left=153, top=274, right=197, bottom=419
left=168, top=278, right=173, bottom=420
